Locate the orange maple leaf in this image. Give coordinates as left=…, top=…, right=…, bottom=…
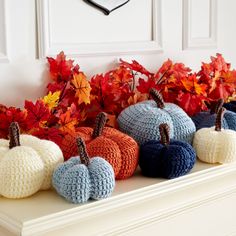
left=111, top=67, right=133, bottom=87
left=71, top=72, right=91, bottom=105
left=181, top=74, right=207, bottom=95
left=59, top=110, right=78, bottom=134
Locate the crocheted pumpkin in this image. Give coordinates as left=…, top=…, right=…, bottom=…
left=224, top=101, right=236, bottom=112
left=62, top=112, right=139, bottom=180
left=53, top=137, right=115, bottom=204
left=193, top=108, right=236, bottom=164
left=139, top=123, right=196, bottom=179
left=117, top=88, right=196, bottom=145
left=192, top=99, right=236, bottom=130
left=0, top=122, right=63, bottom=199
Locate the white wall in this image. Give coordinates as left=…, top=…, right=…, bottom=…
left=0, top=0, right=235, bottom=107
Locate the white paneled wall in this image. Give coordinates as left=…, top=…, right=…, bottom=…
left=37, top=0, right=162, bottom=57
left=0, top=0, right=8, bottom=62
left=183, top=0, right=217, bottom=49
left=0, top=0, right=236, bottom=107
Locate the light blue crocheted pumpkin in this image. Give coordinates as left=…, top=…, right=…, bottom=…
left=52, top=138, right=115, bottom=204
left=117, top=89, right=196, bottom=145
left=192, top=99, right=236, bottom=131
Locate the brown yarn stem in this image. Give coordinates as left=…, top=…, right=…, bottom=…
left=9, top=122, right=20, bottom=149
left=92, top=112, right=108, bottom=138
left=149, top=88, right=165, bottom=109
left=159, top=123, right=170, bottom=146
left=215, top=107, right=225, bottom=131
left=77, top=137, right=90, bottom=166
left=210, top=98, right=224, bottom=114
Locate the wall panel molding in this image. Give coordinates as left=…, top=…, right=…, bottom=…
left=183, top=0, right=217, bottom=50
left=0, top=0, right=8, bottom=62
left=37, top=0, right=163, bottom=58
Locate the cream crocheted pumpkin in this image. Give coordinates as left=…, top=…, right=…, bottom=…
left=0, top=122, right=64, bottom=199
left=193, top=108, right=236, bottom=164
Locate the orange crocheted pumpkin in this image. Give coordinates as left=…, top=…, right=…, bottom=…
left=61, top=112, right=139, bottom=180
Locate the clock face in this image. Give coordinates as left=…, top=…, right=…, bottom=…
left=85, top=0, right=130, bottom=15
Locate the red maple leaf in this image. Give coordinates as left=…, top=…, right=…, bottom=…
left=137, top=78, right=160, bottom=94
left=177, top=92, right=207, bottom=116
left=210, top=53, right=230, bottom=72
left=208, top=81, right=235, bottom=100
left=47, top=51, right=74, bottom=82
left=32, top=127, right=64, bottom=147
left=120, top=59, right=153, bottom=77
left=47, top=82, right=65, bottom=93
left=155, top=59, right=191, bottom=83
left=155, top=59, right=173, bottom=79
left=24, top=100, right=50, bottom=129
left=0, top=107, right=27, bottom=138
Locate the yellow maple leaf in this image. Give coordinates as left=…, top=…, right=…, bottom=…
left=42, top=91, right=61, bottom=110
left=72, top=73, right=91, bottom=105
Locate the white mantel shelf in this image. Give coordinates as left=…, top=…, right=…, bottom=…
left=1, top=161, right=236, bottom=236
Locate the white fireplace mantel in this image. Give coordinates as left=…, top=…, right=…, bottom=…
left=1, top=161, right=236, bottom=236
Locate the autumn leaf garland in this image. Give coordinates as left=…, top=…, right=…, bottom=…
left=0, top=51, right=235, bottom=148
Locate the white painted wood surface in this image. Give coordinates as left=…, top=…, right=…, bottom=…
left=1, top=161, right=236, bottom=236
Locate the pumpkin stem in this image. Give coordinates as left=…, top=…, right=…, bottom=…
left=77, top=137, right=90, bottom=166
left=92, top=112, right=108, bottom=138
left=149, top=88, right=165, bottom=109
left=210, top=98, right=224, bottom=114
left=215, top=107, right=225, bottom=131
left=9, top=122, right=20, bottom=149
left=159, top=123, right=170, bottom=146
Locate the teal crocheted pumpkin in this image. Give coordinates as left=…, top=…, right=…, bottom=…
left=53, top=138, right=115, bottom=204
left=117, top=89, right=196, bottom=145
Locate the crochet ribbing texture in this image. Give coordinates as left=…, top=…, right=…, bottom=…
left=117, top=100, right=196, bottom=145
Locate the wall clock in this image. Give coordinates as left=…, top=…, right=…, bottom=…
left=84, top=0, right=130, bottom=15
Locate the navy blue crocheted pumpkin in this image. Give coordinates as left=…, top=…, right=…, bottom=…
left=192, top=99, right=236, bottom=131
left=117, top=88, right=196, bottom=145
left=139, top=124, right=196, bottom=179
left=52, top=138, right=115, bottom=204
left=224, top=101, right=236, bottom=113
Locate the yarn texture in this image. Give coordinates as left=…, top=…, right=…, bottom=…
left=192, top=99, right=236, bottom=130
left=0, top=122, right=64, bottom=199
left=224, top=101, right=236, bottom=112
left=62, top=112, right=139, bottom=180
left=139, top=124, right=196, bottom=179
left=117, top=89, right=196, bottom=145
left=193, top=108, right=236, bottom=164
left=53, top=138, right=115, bottom=204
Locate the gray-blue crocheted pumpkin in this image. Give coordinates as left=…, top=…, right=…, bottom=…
left=117, top=88, right=196, bottom=145
left=52, top=138, right=115, bottom=204
left=139, top=124, right=196, bottom=179
left=192, top=99, right=236, bottom=131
